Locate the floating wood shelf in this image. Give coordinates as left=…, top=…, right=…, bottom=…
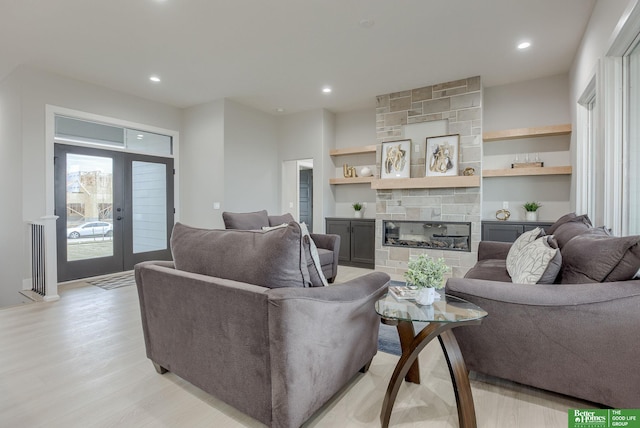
left=482, top=166, right=572, bottom=177
left=370, top=175, right=480, bottom=190
left=329, top=177, right=375, bottom=185
left=483, top=124, right=571, bottom=142
left=329, top=145, right=377, bottom=156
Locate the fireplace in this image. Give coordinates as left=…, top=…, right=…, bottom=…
left=383, top=220, right=471, bottom=252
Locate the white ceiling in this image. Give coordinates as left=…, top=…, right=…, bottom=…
left=0, top=0, right=596, bottom=114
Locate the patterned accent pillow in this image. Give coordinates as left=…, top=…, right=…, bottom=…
left=506, top=227, right=544, bottom=275
left=509, top=236, right=562, bottom=284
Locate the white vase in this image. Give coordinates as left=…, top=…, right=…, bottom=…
left=415, top=287, right=436, bottom=305
left=354, top=210, right=363, bottom=218
left=525, top=211, right=538, bottom=222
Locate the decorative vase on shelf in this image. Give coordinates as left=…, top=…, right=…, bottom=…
left=354, top=210, right=363, bottom=218
left=525, top=211, right=538, bottom=222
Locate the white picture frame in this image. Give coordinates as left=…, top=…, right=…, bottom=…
left=381, top=139, right=411, bottom=179
left=426, top=134, right=459, bottom=177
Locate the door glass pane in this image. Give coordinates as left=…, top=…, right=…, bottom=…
left=66, top=154, right=114, bottom=261
left=629, top=41, right=640, bottom=234
left=132, top=161, right=167, bottom=254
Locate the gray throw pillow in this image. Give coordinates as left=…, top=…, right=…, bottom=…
left=171, top=222, right=311, bottom=288
left=560, top=233, right=640, bottom=283
left=299, top=222, right=328, bottom=287
left=222, top=210, right=269, bottom=230
left=268, top=213, right=295, bottom=227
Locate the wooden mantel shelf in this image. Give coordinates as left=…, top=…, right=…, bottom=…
left=329, top=177, right=374, bottom=185
left=482, top=166, right=572, bottom=177
left=370, top=175, right=480, bottom=190
left=483, top=124, right=571, bottom=142
left=329, top=145, right=377, bottom=156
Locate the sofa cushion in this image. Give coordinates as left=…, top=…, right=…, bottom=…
left=464, top=259, right=511, bottom=282
left=268, top=213, right=295, bottom=227
left=508, top=236, right=562, bottom=284
left=316, top=248, right=333, bottom=266
left=222, top=210, right=269, bottom=230
left=559, top=233, right=640, bottom=283
left=506, top=227, right=544, bottom=274
left=552, top=215, right=593, bottom=248
left=171, top=222, right=311, bottom=288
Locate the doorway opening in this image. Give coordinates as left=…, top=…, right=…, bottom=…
left=281, top=159, right=314, bottom=232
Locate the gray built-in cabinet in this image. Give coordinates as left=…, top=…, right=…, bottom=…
left=325, top=218, right=375, bottom=268
left=481, top=220, right=553, bottom=243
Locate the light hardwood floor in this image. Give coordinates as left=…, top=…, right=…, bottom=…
left=0, top=266, right=590, bottom=427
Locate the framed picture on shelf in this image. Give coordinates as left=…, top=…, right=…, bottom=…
left=381, top=139, right=411, bottom=179
left=426, top=134, right=459, bottom=177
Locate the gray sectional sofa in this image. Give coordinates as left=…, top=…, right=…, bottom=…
left=135, top=222, right=390, bottom=427
left=445, top=213, right=640, bottom=408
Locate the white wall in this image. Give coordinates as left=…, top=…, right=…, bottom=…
left=483, top=75, right=572, bottom=222
left=181, top=99, right=225, bottom=229
left=0, top=71, right=28, bottom=306
left=333, top=108, right=377, bottom=218
left=224, top=100, right=279, bottom=214
left=279, top=109, right=332, bottom=233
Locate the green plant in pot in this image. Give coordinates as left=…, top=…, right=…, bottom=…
left=404, top=254, right=450, bottom=305
left=352, top=202, right=363, bottom=218
left=523, top=201, right=542, bottom=221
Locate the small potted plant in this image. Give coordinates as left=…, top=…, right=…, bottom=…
left=523, top=201, right=542, bottom=222
left=404, top=254, right=450, bottom=305
left=353, top=202, right=363, bottom=218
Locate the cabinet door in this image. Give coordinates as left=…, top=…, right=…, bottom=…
left=326, top=219, right=351, bottom=262
left=350, top=220, right=375, bottom=266
left=482, top=223, right=523, bottom=242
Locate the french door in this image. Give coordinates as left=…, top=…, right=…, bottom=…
left=54, top=144, right=174, bottom=282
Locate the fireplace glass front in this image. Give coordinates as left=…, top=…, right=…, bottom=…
left=383, top=220, right=471, bottom=252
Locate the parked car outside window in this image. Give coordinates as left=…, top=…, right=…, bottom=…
left=67, top=222, right=113, bottom=239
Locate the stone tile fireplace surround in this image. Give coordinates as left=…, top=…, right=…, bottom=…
left=375, top=77, right=482, bottom=279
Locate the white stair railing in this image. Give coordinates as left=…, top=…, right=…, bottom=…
left=27, top=215, right=60, bottom=302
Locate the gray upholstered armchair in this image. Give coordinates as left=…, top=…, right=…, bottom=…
left=222, top=210, right=341, bottom=282
left=135, top=222, right=389, bottom=427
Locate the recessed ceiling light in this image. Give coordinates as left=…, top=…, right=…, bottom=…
left=137, top=134, right=144, bottom=139
left=322, top=87, right=332, bottom=94
left=359, top=19, right=375, bottom=29
left=149, top=75, right=161, bottom=83
left=518, top=41, right=531, bottom=50
left=276, top=108, right=285, bottom=113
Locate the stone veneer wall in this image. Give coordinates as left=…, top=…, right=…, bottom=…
left=375, top=76, right=482, bottom=279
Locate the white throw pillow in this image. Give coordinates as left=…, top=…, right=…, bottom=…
left=509, top=236, right=561, bottom=284
left=298, top=222, right=329, bottom=287
left=506, top=227, right=543, bottom=277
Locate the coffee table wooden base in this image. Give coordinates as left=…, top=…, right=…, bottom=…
left=380, top=319, right=481, bottom=428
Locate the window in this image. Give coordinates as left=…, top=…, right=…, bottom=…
left=627, top=40, right=640, bottom=234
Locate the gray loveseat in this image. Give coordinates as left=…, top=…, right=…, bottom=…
left=135, top=222, right=389, bottom=427
left=445, top=213, right=640, bottom=408
left=222, top=210, right=341, bottom=283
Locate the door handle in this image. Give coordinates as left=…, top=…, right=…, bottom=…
left=117, top=216, right=123, bottom=221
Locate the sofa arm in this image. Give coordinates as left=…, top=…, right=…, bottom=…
left=477, top=240, right=512, bottom=261
left=445, top=277, right=640, bottom=408
left=266, top=272, right=389, bottom=427
left=310, top=233, right=341, bottom=280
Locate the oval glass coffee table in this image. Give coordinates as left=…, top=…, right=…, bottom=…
left=375, top=289, right=487, bottom=428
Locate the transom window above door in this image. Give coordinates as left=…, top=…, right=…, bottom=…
left=55, top=115, right=173, bottom=156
